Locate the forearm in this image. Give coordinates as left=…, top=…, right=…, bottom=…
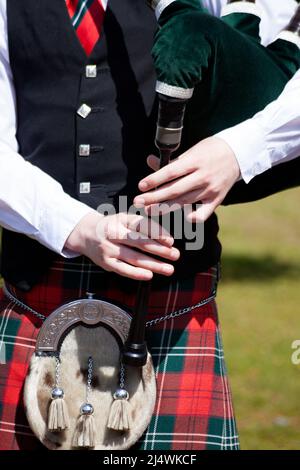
left=0, top=10, right=93, bottom=257
left=0, top=144, right=93, bottom=256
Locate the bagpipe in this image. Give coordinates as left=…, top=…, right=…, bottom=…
left=150, top=0, right=300, bottom=204
left=24, top=0, right=300, bottom=450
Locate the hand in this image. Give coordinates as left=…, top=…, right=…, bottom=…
left=64, top=211, right=180, bottom=281
left=134, top=137, right=241, bottom=222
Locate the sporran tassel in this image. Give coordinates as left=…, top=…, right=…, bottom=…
left=107, top=363, right=132, bottom=432
left=72, top=404, right=96, bottom=448
left=72, top=356, right=96, bottom=448
left=48, top=357, right=69, bottom=432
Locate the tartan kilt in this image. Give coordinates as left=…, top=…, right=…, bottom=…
left=0, top=257, right=239, bottom=450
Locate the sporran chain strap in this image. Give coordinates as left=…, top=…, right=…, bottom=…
left=86, top=356, right=93, bottom=405
left=119, top=363, right=126, bottom=390
left=3, top=283, right=47, bottom=321
left=55, top=356, right=61, bottom=389
left=2, top=280, right=217, bottom=328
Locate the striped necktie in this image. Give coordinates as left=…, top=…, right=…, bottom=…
left=66, top=0, right=108, bottom=56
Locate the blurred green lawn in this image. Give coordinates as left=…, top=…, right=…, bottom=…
left=217, top=187, right=300, bottom=450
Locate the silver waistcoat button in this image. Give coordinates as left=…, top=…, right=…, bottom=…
left=79, top=144, right=90, bottom=157
left=77, top=104, right=92, bottom=119
left=79, top=182, right=91, bottom=194
left=86, top=65, right=97, bottom=78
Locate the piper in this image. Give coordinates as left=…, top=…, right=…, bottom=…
left=0, top=0, right=300, bottom=451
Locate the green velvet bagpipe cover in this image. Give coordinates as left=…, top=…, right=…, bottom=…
left=153, top=3, right=300, bottom=204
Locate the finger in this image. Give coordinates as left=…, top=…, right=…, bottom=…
left=143, top=188, right=207, bottom=216
left=120, top=232, right=180, bottom=262
left=103, top=221, right=178, bottom=259
left=147, top=154, right=160, bottom=171
left=147, top=154, right=187, bottom=172
left=135, top=172, right=203, bottom=207
left=117, top=245, right=175, bottom=276
left=100, top=215, right=172, bottom=247
left=147, top=154, right=191, bottom=171
left=138, top=152, right=195, bottom=192
left=126, top=214, right=174, bottom=246
left=186, top=199, right=219, bottom=223
left=105, top=257, right=153, bottom=281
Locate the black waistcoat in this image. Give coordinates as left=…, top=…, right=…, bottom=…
left=1, top=0, right=221, bottom=290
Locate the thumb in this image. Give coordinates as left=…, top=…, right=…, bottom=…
left=147, top=154, right=160, bottom=171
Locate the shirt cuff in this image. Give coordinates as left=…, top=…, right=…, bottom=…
left=39, top=195, right=93, bottom=258
left=155, top=0, right=176, bottom=20
left=216, top=119, right=271, bottom=183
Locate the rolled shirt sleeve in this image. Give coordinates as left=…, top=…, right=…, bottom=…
left=216, top=68, right=300, bottom=183
left=0, top=1, right=92, bottom=257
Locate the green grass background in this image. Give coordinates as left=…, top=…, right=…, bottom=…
left=0, top=187, right=300, bottom=449
left=217, top=187, right=300, bottom=450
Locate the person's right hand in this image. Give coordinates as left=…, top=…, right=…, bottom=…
left=64, top=211, right=180, bottom=281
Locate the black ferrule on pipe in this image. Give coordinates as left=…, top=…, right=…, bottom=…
left=122, top=282, right=150, bottom=367
left=155, top=94, right=188, bottom=159
left=122, top=93, right=188, bottom=368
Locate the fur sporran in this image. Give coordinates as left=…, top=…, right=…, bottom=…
left=24, top=298, right=156, bottom=450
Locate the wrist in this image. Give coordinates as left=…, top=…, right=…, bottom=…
left=216, top=119, right=270, bottom=184
left=64, top=210, right=103, bottom=254
left=213, top=136, right=241, bottom=182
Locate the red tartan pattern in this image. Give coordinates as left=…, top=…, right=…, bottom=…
left=0, top=257, right=239, bottom=450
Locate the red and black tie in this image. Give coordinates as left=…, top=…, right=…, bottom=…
left=66, top=0, right=108, bottom=56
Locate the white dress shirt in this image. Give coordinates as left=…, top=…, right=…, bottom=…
left=203, top=0, right=300, bottom=183
left=0, top=0, right=299, bottom=256
left=0, top=0, right=92, bottom=256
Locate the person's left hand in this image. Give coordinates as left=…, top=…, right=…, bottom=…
left=134, top=137, right=241, bottom=222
